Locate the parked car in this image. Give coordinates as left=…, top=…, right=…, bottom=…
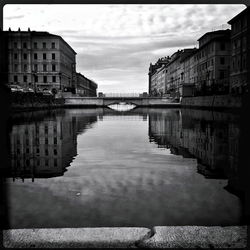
left=42, top=90, right=53, bottom=96
left=9, top=84, right=24, bottom=93
left=23, top=87, right=35, bottom=93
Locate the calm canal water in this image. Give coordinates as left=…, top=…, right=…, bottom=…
left=5, top=107, right=246, bottom=228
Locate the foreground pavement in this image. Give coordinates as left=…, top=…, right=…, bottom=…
left=3, top=226, right=247, bottom=248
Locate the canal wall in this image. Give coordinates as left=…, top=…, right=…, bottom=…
left=10, top=93, right=65, bottom=112
left=181, top=95, right=242, bottom=109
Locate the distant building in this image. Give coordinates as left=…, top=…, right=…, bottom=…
left=194, top=29, right=231, bottom=96
left=148, top=56, right=170, bottom=96
left=180, top=49, right=197, bottom=97
left=228, top=7, right=250, bottom=94
left=166, top=49, right=196, bottom=99
left=76, top=72, right=97, bottom=97
left=3, top=29, right=77, bottom=94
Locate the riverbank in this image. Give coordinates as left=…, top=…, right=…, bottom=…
left=181, top=94, right=242, bottom=110
left=10, top=92, right=65, bottom=112
left=2, top=226, right=247, bottom=248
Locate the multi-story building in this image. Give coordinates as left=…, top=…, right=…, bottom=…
left=228, top=7, right=250, bottom=94
left=75, top=72, right=97, bottom=97
left=148, top=57, right=170, bottom=96
left=194, top=29, right=231, bottom=95
left=180, top=49, right=197, bottom=97
left=4, top=29, right=77, bottom=94
left=165, top=49, right=196, bottom=99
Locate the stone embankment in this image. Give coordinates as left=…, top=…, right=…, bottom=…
left=2, top=226, right=247, bottom=248
left=10, top=92, right=65, bottom=112
left=181, top=95, right=242, bottom=109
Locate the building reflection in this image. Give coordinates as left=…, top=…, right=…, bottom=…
left=148, top=109, right=243, bottom=197
left=8, top=110, right=97, bottom=181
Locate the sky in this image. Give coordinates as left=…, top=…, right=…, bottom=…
left=4, top=4, right=246, bottom=93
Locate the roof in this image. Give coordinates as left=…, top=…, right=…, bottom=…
left=197, top=29, right=230, bottom=41
left=228, top=6, right=249, bottom=24
left=4, top=30, right=77, bottom=55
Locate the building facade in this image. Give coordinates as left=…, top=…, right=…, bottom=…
left=76, top=72, right=97, bottom=97
left=148, top=57, right=170, bottom=96
left=194, top=30, right=231, bottom=96
left=5, top=29, right=77, bottom=94
left=228, top=7, right=250, bottom=94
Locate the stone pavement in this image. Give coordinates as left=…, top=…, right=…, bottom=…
left=2, top=226, right=247, bottom=248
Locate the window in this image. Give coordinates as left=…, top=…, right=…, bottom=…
left=54, top=159, right=57, bottom=167
left=34, top=75, right=38, bottom=82
left=23, top=53, right=27, bottom=60
left=43, top=76, right=47, bottom=83
left=52, top=53, right=55, bottom=60
left=219, top=70, right=225, bottom=79
left=54, top=149, right=57, bottom=155
left=220, top=43, right=225, bottom=51
left=24, top=64, right=27, bottom=72
left=34, top=42, right=37, bottom=49
left=36, top=148, right=40, bottom=154
left=34, top=53, right=38, bottom=60
left=52, top=76, right=56, bottom=82
left=34, top=64, right=38, bottom=72
left=52, top=64, right=56, bottom=71
left=45, top=125, right=48, bottom=133
left=14, top=42, right=17, bottom=48
left=54, top=137, right=57, bottom=144
left=45, top=159, right=48, bottom=166
left=43, top=53, right=46, bottom=60
left=45, top=138, right=48, bottom=144
left=43, top=42, right=46, bottom=49
left=14, top=53, right=18, bottom=60
left=43, top=64, right=47, bottom=72
left=14, top=64, right=18, bottom=72
left=23, top=42, right=27, bottom=49
left=220, top=57, right=225, bottom=65
left=52, top=42, right=55, bottom=49
left=45, top=149, right=48, bottom=156
left=14, top=75, right=18, bottom=82
left=23, top=75, right=27, bottom=82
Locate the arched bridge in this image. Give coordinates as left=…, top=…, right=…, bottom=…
left=64, top=96, right=180, bottom=107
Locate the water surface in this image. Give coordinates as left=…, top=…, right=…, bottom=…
left=5, top=108, right=245, bottom=228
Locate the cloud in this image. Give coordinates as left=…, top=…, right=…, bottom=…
left=4, top=15, right=24, bottom=20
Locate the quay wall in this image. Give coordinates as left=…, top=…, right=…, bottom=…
left=10, top=93, right=65, bottom=112
left=181, top=95, right=242, bottom=109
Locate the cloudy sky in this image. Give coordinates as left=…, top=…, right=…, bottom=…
left=4, top=4, right=246, bottom=93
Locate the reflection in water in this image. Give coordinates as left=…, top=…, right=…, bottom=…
left=148, top=109, right=243, bottom=197
left=7, top=109, right=97, bottom=181
left=108, top=103, right=136, bottom=111
left=5, top=108, right=246, bottom=228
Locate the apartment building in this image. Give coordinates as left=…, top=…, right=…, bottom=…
left=194, top=29, right=231, bottom=95
left=228, top=7, right=250, bottom=94
left=5, top=29, right=76, bottom=94
left=75, top=72, right=97, bottom=97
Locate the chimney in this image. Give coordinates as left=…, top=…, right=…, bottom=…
left=28, top=28, right=30, bottom=32
left=18, top=27, right=21, bottom=32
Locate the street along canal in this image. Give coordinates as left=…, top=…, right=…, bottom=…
left=4, top=107, right=246, bottom=228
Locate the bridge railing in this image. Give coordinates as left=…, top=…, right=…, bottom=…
left=102, top=93, right=141, bottom=97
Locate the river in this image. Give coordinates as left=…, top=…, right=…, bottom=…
left=4, top=107, right=246, bottom=228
